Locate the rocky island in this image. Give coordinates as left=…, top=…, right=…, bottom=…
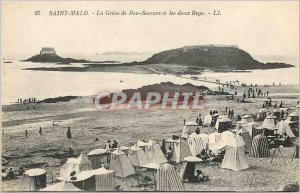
left=127, top=45, right=294, bottom=70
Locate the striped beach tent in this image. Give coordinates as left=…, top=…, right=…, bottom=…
left=127, top=144, right=149, bottom=166
left=188, top=132, right=207, bottom=156
left=19, top=168, right=47, bottom=191
left=221, top=132, right=249, bottom=171
left=250, top=133, right=269, bottom=158
left=156, top=163, right=184, bottom=191
left=71, top=168, right=116, bottom=191
left=109, top=148, right=136, bottom=178
left=87, top=149, right=110, bottom=169
left=40, top=181, right=81, bottom=191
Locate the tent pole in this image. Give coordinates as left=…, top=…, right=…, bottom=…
left=248, top=173, right=256, bottom=191
left=277, top=148, right=286, bottom=165
left=290, top=146, right=296, bottom=164
left=117, top=153, right=125, bottom=181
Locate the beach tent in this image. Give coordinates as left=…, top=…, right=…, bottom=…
left=187, top=132, right=207, bottom=157
left=75, top=153, right=93, bottom=172
left=257, top=108, right=268, bottom=121
left=19, top=168, right=47, bottom=191
left=71, top=168, right=116, bottom=191
left=208, top=132, right=222, bottom=144
left=250, top=133, right=269, bottom=158
left=221, top=132, right=249, bottom=171
left=59, top=154, right=92, bottom=181
left=215, top=116, right=232, bottom=133
left=40, top=181, right=81, bottom=191
left=179, top=156, right=203, bottom=180
left=156, top=163, right=184, bottom=191
left=203, top=115, right=212, bottom=127
left=286, top=111, right=299, bottom=123
left=241, top=114, right=254, bottom=124
left=272, top=109, right=281, bottom=119
left=109, top=148, right=135, bottom=178
left=262, top=114, right=277, bottom=129
left=237, top=129, right=252, bottom=152
left=127, top=144, right=149, bottom=166
left=137, top=140, right=148, bottom=147
left=198, top=133, right=209, bottom=143
left=87, top=149, right=110, bottom=169
left=144, top=140, right=168, bottom=164
left=182, top=121, right=198, bottom=136
left=274, top=120, right=296, bottom=138
left=166, top=137, right=192, bottom=163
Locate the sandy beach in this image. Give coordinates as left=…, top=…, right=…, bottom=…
left=2, top=84, right=299, bottom=191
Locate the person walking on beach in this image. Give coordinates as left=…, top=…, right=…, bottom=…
left=267, top=91, right=269, bottom=97
left=279, top=101, right=283, bottom=108
left=25, top=130, right=28, bottom=138
left=69, top=147, right=74, bottom=157
left=67, top=127, right=72, bottom=139
left=112, top=140, right=118, bottom=149
left=39, top=127, right=42, bottom=135
left=225, top=107, right=228, bottom=113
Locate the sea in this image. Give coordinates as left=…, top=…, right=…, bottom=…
left=1, top=54, right=299, bottom=105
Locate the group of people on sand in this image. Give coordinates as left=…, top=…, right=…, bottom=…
left=104, top=140, right=119, bottom=150
left=2, top=167, right=25, bottom=181
left=17, top=97, right=37, bottom=104
left=242, top=86, right=271, bottom=100
left=225, top=107, right=235, bottom=118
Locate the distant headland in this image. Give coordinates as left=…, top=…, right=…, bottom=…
left=124, top=45, right=295, bottom=70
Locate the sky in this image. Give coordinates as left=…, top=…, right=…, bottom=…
left=1, top=1, right=299, bottom=58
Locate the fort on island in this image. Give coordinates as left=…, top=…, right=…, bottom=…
left=40, top=47, right=56, bottom=55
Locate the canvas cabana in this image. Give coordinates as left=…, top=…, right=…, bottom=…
left=274, top=120, right=296, bottom=138
left=187, top=132, right=207, bottom=157
left=257, top=108, right=268, bottom=121
left=208, top=132, right=222, bottom=144
left=272, top=109, right=281, bottom=119
left=179, top=156, right=203, bottom=180
left=127, top=144, right=149, bottom=166
left=286, top=111, right=299, bottom=123
left=262, top=114, right=277, bottom=129
left=203, top=115, right=212, bottom=127
left=19, top=168, right=47, bottom=191
left=165, top=137, right=192, bottom=163
left=182, top=121, right=198, bottom=137
left=59, top=154, right=92, bottom=181
left=144, top=140, right=168, bottom=165
left=87, top=149, right=110, bottom=169
left=156, top=163, right=184, bottom=191
left=109, top=148, right=136, bottom=178
left=221, top=132, right=249, bottom=171
left=250, top=132, right=269, bottom=158
left=237, top=128, right=252, bottom=152
left=40, top=181, right=81, bottom=191
left=71, top=168, right=116, bottom=191
left=215, top=115, right=232, bottom=133
left=241, top=114, right=254, bottom=124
